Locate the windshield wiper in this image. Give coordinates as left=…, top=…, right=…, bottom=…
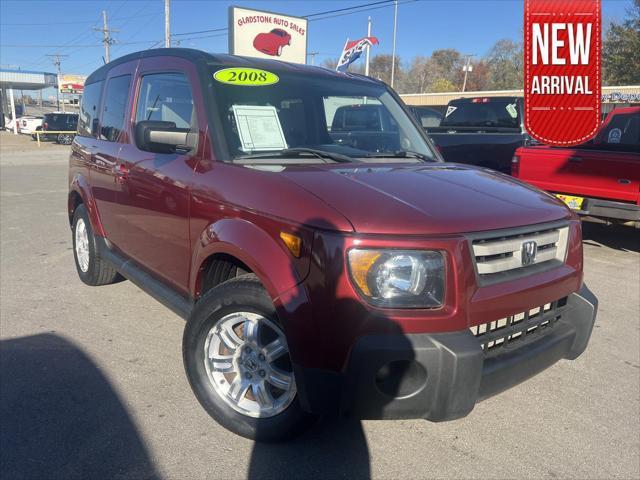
left=237, top=147, right=353, bottom=163
left=364, top=150, right=432, bottom=161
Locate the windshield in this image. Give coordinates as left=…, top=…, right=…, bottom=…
left=440, top=100, right=520, bottom=128
left=210, top=67, right=436, bottom=163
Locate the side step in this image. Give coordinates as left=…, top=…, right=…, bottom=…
left=96, top=237, right=193, bottom=320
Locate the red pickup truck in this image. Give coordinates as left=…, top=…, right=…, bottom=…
left=512, top=107, right=640, bottom=224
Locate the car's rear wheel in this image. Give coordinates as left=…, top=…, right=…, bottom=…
left=72, top=204, right=121, bottom=286
left=183, top=274, right=315, bottom=442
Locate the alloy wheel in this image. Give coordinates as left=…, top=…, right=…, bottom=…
left=203, top=312, right=296, bottom=418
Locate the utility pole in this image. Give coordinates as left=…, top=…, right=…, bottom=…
left=165, top=0, right=171, bottom=48
left=461, top=54, right=475, bottom=92
left=94, top=10, right=118, bottom=63
left=46, top=53, right=68, bottom=112
left=365, top=16, right=372, bottom=77
left=390, top=0, right=398, bottom=88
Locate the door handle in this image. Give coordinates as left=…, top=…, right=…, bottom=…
left=618, top=179, right=631, bottom=185
left=568, top=157, right=582, bottom=163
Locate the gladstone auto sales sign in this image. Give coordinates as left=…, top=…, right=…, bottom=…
left=229, top=6, right=308, bottom=64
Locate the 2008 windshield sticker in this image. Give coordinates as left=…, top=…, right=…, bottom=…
left=213, top=68, right=279, bottom=86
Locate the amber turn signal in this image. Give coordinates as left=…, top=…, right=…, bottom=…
left=347, top=250, right=382, bottom=296
left=280, top=232, right=302, bottom=258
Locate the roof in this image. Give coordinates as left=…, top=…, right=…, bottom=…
left=86, top=47, right=382, bottom=87
left=0, top=68, right=57, bottom=90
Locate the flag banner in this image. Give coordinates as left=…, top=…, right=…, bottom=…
left=524, top=0, right=601, bottom=146
left=336, top=36, right=379, bottom=72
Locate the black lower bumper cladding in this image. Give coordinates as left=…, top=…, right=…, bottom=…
left=295, top=284, right=597, bottom=421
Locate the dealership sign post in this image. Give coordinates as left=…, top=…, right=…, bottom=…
left=524, top=0, right=601, bottom=146
left=228, top=6, right=308, bottom=64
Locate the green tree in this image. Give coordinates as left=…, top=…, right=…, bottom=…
left=485, top=39, right=523, bottom=89
left=603, top=0, right=640, bottom=85
left=430, top=78, right=457, bottom=93
left=429, top=49, right=463, bottom=87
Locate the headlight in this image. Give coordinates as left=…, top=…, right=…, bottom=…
left=348, top=249, right=445, bottom=308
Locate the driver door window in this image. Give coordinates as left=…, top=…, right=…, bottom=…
left=136, top=73, right=196, bottom=131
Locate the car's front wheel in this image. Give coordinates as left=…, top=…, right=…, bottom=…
left=183, top=274, right=315, bottom=442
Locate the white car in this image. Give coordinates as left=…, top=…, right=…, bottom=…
left=3, top=116, right=17, bottom=132
left=17, top=116, right=43, bottom=135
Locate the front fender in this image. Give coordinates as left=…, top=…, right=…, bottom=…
left=190, top=218, right=311, bottom=302
left=69, top=174, right=105, bottom=237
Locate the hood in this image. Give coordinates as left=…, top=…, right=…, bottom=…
left=281, top=163, right=570, bottom=235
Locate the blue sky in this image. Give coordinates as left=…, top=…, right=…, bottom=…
left=0, top=0, right=633, bottom=77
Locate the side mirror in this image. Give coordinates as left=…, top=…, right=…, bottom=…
left=135, top=120, right=197, bottom=154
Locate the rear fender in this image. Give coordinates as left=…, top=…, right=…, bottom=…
left=68, top=174, right=105, bottom=237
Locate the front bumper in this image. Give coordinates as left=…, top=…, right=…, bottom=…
left=294, top=284, right=597, bottom=421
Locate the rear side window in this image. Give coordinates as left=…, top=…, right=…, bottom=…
left=344, top=108, right=380, bottom=131
left=101, top=75, right=131, bottom=142
left=135, top=73, right=195, bottom=129
left=78, top=81, right=103, bottom=137
left=601, top=112, right=639, bottom=147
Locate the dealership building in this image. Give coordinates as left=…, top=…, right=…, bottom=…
left=400, top=85, right=640, bottom=116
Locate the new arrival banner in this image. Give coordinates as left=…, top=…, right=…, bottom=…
left=524, top=0, right=601, bottom=146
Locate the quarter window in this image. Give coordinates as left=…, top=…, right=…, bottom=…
left=101, top=75, right=131, bottom=142
left=135, top=73, right=195, bottom=130
left=77, top=81, right=103, bottom=137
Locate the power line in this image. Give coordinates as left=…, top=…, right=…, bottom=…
left=308, top=0, right=418, bottom=23
left=173, top=27, right=227, bottom=37
left=0, top=15, right=136, bottom=26
left=305, top=0, right=394, bottom=18
left=171, top=0, right=413, bottom=37
left=2, top=0, right=420, bottom=52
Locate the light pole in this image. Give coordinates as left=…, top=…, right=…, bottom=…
left=165, top=0, right=171, bottom=48
left=365, top=16, right=372, bottom=76
left=390, top=0, right=398, bottom=88
left=307, top=52, right=319, bottom=65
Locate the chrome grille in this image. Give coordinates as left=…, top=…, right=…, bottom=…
left=472, top=226, right=569, bottom=276
left=470, top=297, right=568, bottom=355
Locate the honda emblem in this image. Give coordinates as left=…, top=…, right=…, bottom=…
left=521, top=241, right=538, bottom=265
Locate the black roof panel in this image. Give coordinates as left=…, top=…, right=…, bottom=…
left=85, top=47, right=382, bottom=87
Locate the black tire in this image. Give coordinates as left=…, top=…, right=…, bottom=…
left=183, top=274, right=316, bottom=442
left=57, top=133, right=74, bottom=145
left=72, top=204, right=121, bottom=286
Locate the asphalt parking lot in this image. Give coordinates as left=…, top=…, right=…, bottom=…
left=1, top=131, right=639, bottom=480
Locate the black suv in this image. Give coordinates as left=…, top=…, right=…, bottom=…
left=39, top=113, right=79, bottom=145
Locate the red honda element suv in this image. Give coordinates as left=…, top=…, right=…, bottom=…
left=68, top=49, right=597, bottom=442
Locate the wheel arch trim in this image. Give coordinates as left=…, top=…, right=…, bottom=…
left=69, top=174, right=105, bottom=237
left=190, top=218, right=307, bottom=303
